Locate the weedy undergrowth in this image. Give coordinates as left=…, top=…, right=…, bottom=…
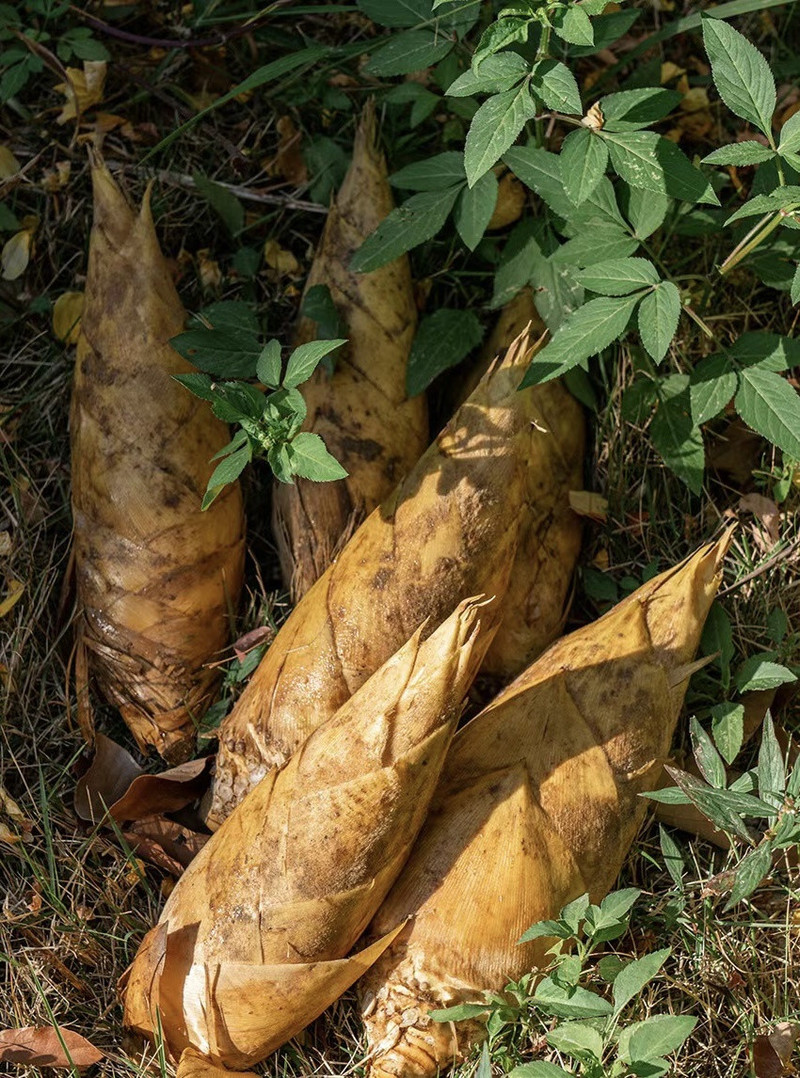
left=432, top=889, right=696, bottom=1078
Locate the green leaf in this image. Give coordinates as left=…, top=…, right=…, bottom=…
left=666, top=766, right=775, bottom=829
left=702, top=15, right=776, bottom=137
left=521, top=293, right=639, bottom=386
left=638, top=281, right=681, bottom=363
left=603, top=131, right=719, bottom=204
left=173, top=372, right=215, bottom=403
left=711, top=702, right=745, bottom=765
left=517, top=918, right=572, bottom=943
left=284, top=339, right=347, bottom=388
left=731, top=332, right=800, bottom=372
left=650, top=376, right=704, bottom=494
left=447, top=52, right=528, bottom=97
left=560, top=893, right=591, bottom=933
left=509, top=1064, right=574, bottom=1078
left=464, top=84, right=537, bottom=187
left=170, top=327, right=261, bottom=378
left=779, top=109, right=800, bottom=156
left=659, top=825, right=686, bottom=887
left=792, top=265, right=800, bottom=305
left=356, top=0, right=430, bottom=27
left=735, top=367, right=800, bottom=459
left=689, top=353, right=738, bottom=424
left=490, top=217, right=548, bottom=309
left=472, top=17, right=531, bottom=69
left=406, top=309, right=483, bottom=396
left=619, top=1015, right=697, bottom=1065
left=390, top=152, right=466, bottom=190
left=725, top=186, right=800, bottom=223
left=702, top=601, right=734, bottom=689
left=690, top=716, right=727, bottom=789
left=625, top=186, right=670, bottom=239
left=612, top=949, right=670, bottom=1016
left=503, top=146, right=575, bottom=217
left=567, top=9, right=640, bottom=56
left=552, top=224, right=639, bottom=268
left=566, top=174, right=628, bottom=231
left=287, top=432, right=347, bottom=481
left=533, top=978, right=614, bottom=1020
left=256, top=340, right=282, bottom=387
left=192, top=173, right=244, bottom=236
left=301, top=283, right=343, bottom=343
left=576, top=257, right=659, bottom=296
left=546, top=1022, right=603, bottom=1063
left=724, top=842, right=774, bottom=910
left=552, top=4, right=593, bottom=46
left=600, top=87, right=683, bottom=130
left=429, top=1002, right=489, bottom=1022
left=703, top=142, right=776, bottom=165
left=735, top=655, right=797, bottom=693
left=351, top=186, right=461, bottom=271
left=365, top=30, right=453, bottom=76
left=561, top=127, right=608, bottom=206
left=454, top=170, right=498, bottom=250
left=593, top=887, right=641, bottom=928
left=202, top=444, right=251, bottom=510
left=532, top=257, right=585, bottom=333
left=533, top=59, right=581, bottom=115
left=758, top=712, right=786, bottom=808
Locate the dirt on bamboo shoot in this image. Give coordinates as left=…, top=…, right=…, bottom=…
left=208, top=323, right=583, bottom=827
left=273, top=101, right=428, bottom=601
left=359, top=534, right=732, bottom=1078
left=70, top=160, right=245, bottom=762
left=122, top=599, right=490, bottom=1070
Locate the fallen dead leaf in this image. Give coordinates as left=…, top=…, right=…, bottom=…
left=231, top=625, right=274, bottom=663
left=0, top=579, right=24, bottom=618
left=487, top=169, right=524, bottom=230
left=41, top=161, right=71, bottom=193
left=74, top=733, right=142, bottom=822
left=0, top=784, right=25, bottom=821
left=266, top=115, right=308, bottom=186
left=124, top=815, right=209, bottom=875
left=0, top=532, right=11, bottom=557
left=0, top=1026, right=103, bottom=1069
left=739, top=492, right=781, bottom=549
left=264, top=238, right=301, bottom=277
left=52, top=291, right=85, bottom=345
left=0, top=146, right=20, bottom=179
left=196, top=248, right=222, bottom=291
left=0, top=821, right=21, bottom=845
left=568, top=490, right=608, bottom=522
left=1, top=231, right=33, bottom=282
left=55, top=61, right=107, bottom=124
left=753, top=1022, right=800, bottom=1078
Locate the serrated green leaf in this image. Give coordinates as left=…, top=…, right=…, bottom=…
left=390, top=152, right=466, bottom=190
left=560, top=892, right=591, bottom=933
left=284, top=339, right=347, bottom=388
left=731, top=331, right=800, bottom=372
left=532, top=257, right=585, bottom=332
left=365, top=29, right=453, bottom=76
left=190, top=301, right=259, bottom=336
left=724, top=842, right=774, bottom=910
left=689, top=353, right=738, bottom=424
left=735, top=367, right=800, bottom=459
left=490, top=217, right=549, bottom=309
left=351, top=185, right=461, bottom=271
left=625, top=186, right=670, bottom=239
left=711, top=702, right=745, bottom=765
left=521, top=293, right=639, bottom=386
left=758, top=711, right=786, bottom=808
left=690, top=716, right=727, bottom=788
left=503, top=145, right=575, bottom=217
left=472, top=17, right=531, bottom=69
left=202, top=444, right=251, bottom=510
left=552, top=3, right=593, bottom=46
left=604, top=130, right=719, bottom=204
left=192, top=173, right=244, bottom=235
left=703, top=141, right=776, bottom=165
left=447, top=52, right=528, bottom=97
left=552, top=223, right=639, bottom=267
left=659, top=825, right=686, bottom=887
left=509, top=1064, right=574, bottom=1078
left=638, top=281, right=681, bottom=362
left=650, top=376, right=704, bottom=494
left=429, top=1002, right=490, bottom=1022
left=546, top=1022, right=603, bottom=1062
left=612, top=949, right=670, bottom=1017
left=356, top=0, right=429, bottom=27
left=454, top=169, right=498, bottom=250
left=667, top=765, right=776, bottom=822
left=561, top=127, right=608, bottom=206
left=534, top=978, right=613, bottom=1019
left=567, top=9, right=640, bottom=56
left=576, top=257, right=658, bottom=295
left=780, top=109, right=800, bottom=156
left=735, top=655, right=797, bottom=693
left=287, top=431, right=348, bottom=481
left=792, top=265, right=800, bottom=305
left=301, top=283, right=343, bottom=343
left=702, top=15, right=776, bottom=137
left=406, top=309, right=483, bottom=396
left=619, top=1015, right=697, bottom=1065
left=465, top=84, right=537, bottom=187
left=702, top=601, right=734, bottom=689
left=565, top=174, right=628, bottom=230
left=517, top=918, right=572, bottom=943
left=256, top=339, right=282, bottom=386
left=533, top=58, right=581, bottom=115
left=600, top=87, right=683, bottom=130
left=725, top=186, right=800, bottom=223
left=173, top=372, right=215, bottom=402
left=170, top=326, right=261, bottom=378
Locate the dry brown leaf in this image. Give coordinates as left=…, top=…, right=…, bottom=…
left=56, top=61, right=107, bottom=123
left=0, top=145, right=20, bottom=179
left=263, top=238, right=300, bottom=277
left=231, top=625, right=274, bottom=662
left=41, top=161, right=72, bottom=192
left=0, top=784, right=25, bottom=822
left=266, top=115, right=308, bottom=185
left=661, top=61, right=689, bottom=94
left=52, top=291, right=85, bottom=345
left=487, top=170, right=525, bottom=230
left=0, top=578, right=24, bottom=618
left=196, top=248, right=222, bottom=291
left=124, top=815, right=209, bottom=876
left=738, top=492, right=781, bottom=548
left=0, top=1026, right=103, bottom=1069
left=0, top=532, right=11, bottom=557
left=753, top=1023, right=800, bottom=1078
left=569, top=490, right=608, bottom=522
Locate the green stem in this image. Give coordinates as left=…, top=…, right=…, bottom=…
left=719, top=211, right=786, bottom=276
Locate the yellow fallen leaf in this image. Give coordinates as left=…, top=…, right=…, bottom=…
left=0, top=146, right=20, bottom=179
left=569, top=490, right=609, bottom=522
left=0, top=532, right=10, bottom=556
left=0, top=578, right=24, bottom=618
left=196, top=248, right=222, bottom=291
left=0, top=783, right=25, bottom=821
left=52, top=291, right=85, bottom=345
left=0, top=821, right=21, bottom=845
left=1, top=230, right=32, bottom=281
left=264, top=238, right=300, bottom=276
left=41, top=160, right=71, bottom=192
left=56, top=61, right=107, bottom=124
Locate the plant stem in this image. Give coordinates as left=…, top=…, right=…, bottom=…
left=719, top=211, right=787, bottom=276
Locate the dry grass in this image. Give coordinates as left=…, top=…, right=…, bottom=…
left=2, top=1, right=800, bottom=1076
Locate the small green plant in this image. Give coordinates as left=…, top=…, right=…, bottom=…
left=431, top=889, right=696, bottom=1077
left=645, top=711, right=800, bottom=910
left=171, top=305, right=347, bottom=507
